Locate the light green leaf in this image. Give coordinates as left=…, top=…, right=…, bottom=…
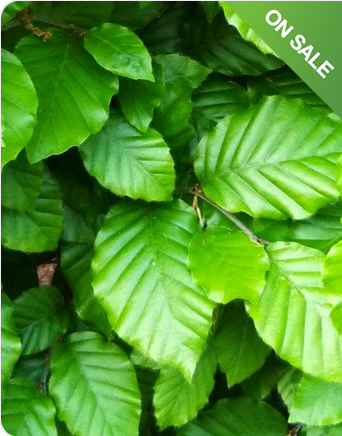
left=85, top=23, right=154, bottom=81
left=331, top=302, right=342, bottom=335
left=131, top=348, right=161, bottom=371
left=337, top=155, right=342, bottom=196
left=183, top=10, right=283, bottom=77
left=154, top=346, right=216, bottom=429
left=191, top=74, right=249, bottom=138
left=153, top=53, right=210, bottom=151
left=219, top=2, right=275, bottom=55
left=290, top=375, right=342, bottom=426
left=248, top=67, right=326, bottom=107
left=177, top=397, right=287, bottom=436
left=14, top=286, right=69, bottom=355
left=306, top=424, right=342, bottom=436
left=1, top=293, right=21, bottom=388
left=324, top=240, right=342, bottom=295
left=195, top=96, right=341, bottom=220
left=1, top=377, right=57, bottom=436
left=1, top=152, right=43, bottom=212
left=92, top=199, right=214, bottom=380
left=253, top=202, right=342, bottom=254
left=1, top=49, right=37, bottom=168
left=1, top=1, right=30, bottom=26
left=277, top=366, right=302, bottom=410
left=49, top=331, right=141, bottom=436
left=118, top=74, right=164, bottom=133
left=1, top=169, right=63, bottom=252
left=15, top=29, right=118, bottom=163
left=61, top=241, right=111, bottom=338
left=188, top=227, right=269, bottom=305
left=249, top=242, right=342, bottom=382
left=214, top=302, right=270, bottom=386
left=80, top=111, right=175, bottom=202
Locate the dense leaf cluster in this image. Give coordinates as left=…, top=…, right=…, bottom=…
left=1, top=2, right=342, bottom=436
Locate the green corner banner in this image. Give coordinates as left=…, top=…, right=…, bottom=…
left=224, top=1, right=342, bottom=118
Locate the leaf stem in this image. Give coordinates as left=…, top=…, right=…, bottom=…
left=177, top=187, right=269, bottom=246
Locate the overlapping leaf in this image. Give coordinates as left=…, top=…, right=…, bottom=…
left=306, top=424, right=342, bottom=436
left=188, top=227, right=269, bottom=304
left=15, top=29, right=118, bottom=163
left=183, top=9, right=283, bottom=77
left=85, top=23, right=154, bottom=81
left=2, top=170, right=63, bottom=252
left=219, top=2, right=275, bottom=55
left=253, top=202, right=342, bottom=253
left=177, top=397, right=287, bottom=436
left=118, top=73, right=164, bottom=133
left=1, top=49, right=38, bottom=168
left=191, top=74, right=249, bottom=138
left=249, top=242, right=342, bottom=382
left=80, top=110, right=175, bottom=202
left=195, top=96, right=342, bottom=219
left=1, top=153, right=43, bottom=212
left=1, top=293, right=21, bottom=388
left=323, top=240, right=342, bottom=295
left=1, top=1, right=30, bottom=26
left=49, top=332, right=141, bottom=436
left=331, top=303, right=342, bottom=335
left=1, top=377, right=58, bottom=436
left=248, top=66, right=326, bottom=107
left=289, top=375, right=342, bottom=426
left=92, top=199, right=214, bottom=379
left=153, top=53, right=210, bottom=151
left=213, top=302, right=270, bottom=386
left=154, top=346, right=216, bottom=428
left=14, top=286, right=69, bottom=355
left=61, top=241, right=111, bottom=337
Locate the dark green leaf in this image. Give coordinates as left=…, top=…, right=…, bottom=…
left=14, top=285, right=69, bottom=355
left=1, top=1, right=30, bottom=26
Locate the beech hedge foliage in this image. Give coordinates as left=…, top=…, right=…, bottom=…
left=1, top=2, right=342, bottom=436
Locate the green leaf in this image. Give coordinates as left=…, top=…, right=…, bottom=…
left=195, top=96, right=341, bottom=220
left=1, top=1, right=30, bottom=26
left=191, top=74, right=249, bottom=139
left=80, top=111, right=175, bottom=202
left=61, top=241, right=111, bottom=338
left=13, top=353, right=47, bottom=385
left=240, top=354, right=289, bottom=401
left=1, top=49, right=38, bottom=168
left=183, top=10, right=283, bottom=77
left=49, top=331, right=141, bottom=436
left=253, top=202, right=342, bottom=254
left=1, top=293, right=21, bottom=388
left=92, top=199, right=214, bottom=380
left=32, top=1, right=113, bottom=28
left=14, top=286, right=69, bottom=355
left=331, top=303, right=342, bottom=335
left=188, top=227, right=269, bottom=305
left=15, top=29, right=118, bottom=163
left=290, top=375, right=342, bottom=426
left=213, top=302, right=270, bottom=386
left=1, top=152, right=43, bottom=212
left=153, top=53, right=210, bottom=151
left=323, top=240, right=342, bottom=295
left=110, top=1, right=166, bottom=30
left=85, top=23, right=154, bottom=81
left=1, top=169, right=63, bottom=252
left=277, top=366, right=302, bottom=409
left=200, top=1, right=220, bottom=23
left=249, top=242, right=342, bottom=382
left=306, top=424, right=342, bottom=436
left=219, top=2, right=275, bottom=55
left=177, top=397, right=287, bottom=436
left=337, top=155, right=342, bottom=197
left=1, top=377, right=58, bottom=436
left=118, top=74, right=164, bottom=133
left=154, top=346, right=216, bottom=429
left=248, top=67, right=326, bottom=107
